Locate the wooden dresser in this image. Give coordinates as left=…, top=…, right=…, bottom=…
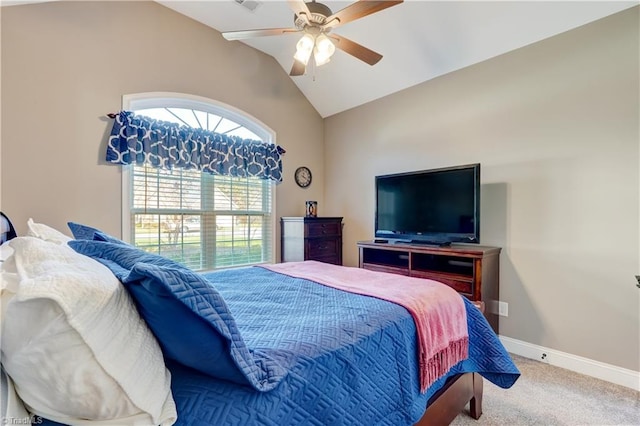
left=357, top=241, right=500, bottom=333
left=281, top=217, right=343, bottom=265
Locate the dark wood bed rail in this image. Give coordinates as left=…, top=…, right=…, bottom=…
left=415, top=372, right=483, bottom=425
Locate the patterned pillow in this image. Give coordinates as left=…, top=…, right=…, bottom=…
left=0, top=212, right=17, bottom=244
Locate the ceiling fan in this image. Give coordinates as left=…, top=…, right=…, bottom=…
left=222, top=0, right=403, bottom=76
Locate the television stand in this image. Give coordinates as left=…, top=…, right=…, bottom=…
left=410, top=240, right=452, bottom=248
left=357, top=240, right=501, bottom=333
left=390, top=239, right=451, bottom=247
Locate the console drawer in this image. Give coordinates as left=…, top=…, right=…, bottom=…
left=410, top=270, right=473, bottom=295
left=436, top=278, right=473, bottom=295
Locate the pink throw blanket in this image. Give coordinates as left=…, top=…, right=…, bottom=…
left=260, top=261, right=469, bottom=392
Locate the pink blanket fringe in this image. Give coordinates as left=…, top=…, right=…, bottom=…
left=260, top=261, right=469, bottom=392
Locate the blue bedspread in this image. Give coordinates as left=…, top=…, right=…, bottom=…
left=37, top=266, right=519, bottom=426
left=166, top=267, right=519, bottom=426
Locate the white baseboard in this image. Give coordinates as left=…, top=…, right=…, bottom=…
left=499, top=335, right=640, bottom=392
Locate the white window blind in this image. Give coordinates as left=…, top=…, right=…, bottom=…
left=124, top=95, right=276, bottom=271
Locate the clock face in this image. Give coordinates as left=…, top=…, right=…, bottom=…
left=294, top=166, right=312, bottom=188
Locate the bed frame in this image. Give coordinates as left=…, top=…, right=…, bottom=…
left=415, top=372, right=483, bottom=425
left=415, top=302, right=486, bottom=425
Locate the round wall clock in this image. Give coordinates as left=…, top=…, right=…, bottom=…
left=294, top=166, right=312, bottom=188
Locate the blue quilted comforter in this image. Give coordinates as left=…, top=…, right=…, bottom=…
left=167, top=267, right=519, bottom=426
left=38, top=265, right=519, bottom=426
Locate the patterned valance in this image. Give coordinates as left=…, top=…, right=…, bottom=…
left=106, top=111, right=284, bottom=183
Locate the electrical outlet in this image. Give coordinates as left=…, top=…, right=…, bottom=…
left=540, top=352, right=549, bottom=363
left=498, top=301, right=509, bottom=317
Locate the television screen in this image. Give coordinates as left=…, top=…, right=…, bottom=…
left=375, top=163, right=480, bottom=245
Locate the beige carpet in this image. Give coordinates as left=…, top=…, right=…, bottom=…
left=451, top=354, right=640, bottom=426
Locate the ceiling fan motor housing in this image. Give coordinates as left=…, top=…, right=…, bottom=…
left=294, top=1, right=333, bottom=29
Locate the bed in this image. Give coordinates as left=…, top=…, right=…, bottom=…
left=0, top=219, right=519, bottom=426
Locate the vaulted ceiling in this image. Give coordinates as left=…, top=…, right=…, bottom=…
left=157, top=1, right=636, bottom=117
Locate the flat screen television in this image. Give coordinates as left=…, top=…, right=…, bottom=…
left=375, top=163, right=480, bottom=246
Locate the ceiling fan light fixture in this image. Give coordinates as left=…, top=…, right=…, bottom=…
left=313, top=33, right=335, bottom=66
left=222, top=0, right=404, bottom=77
left=294, top=33, right=315, bottom=65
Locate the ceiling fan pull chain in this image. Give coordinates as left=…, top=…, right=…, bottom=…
left=310, top=55, right=317, bottom=81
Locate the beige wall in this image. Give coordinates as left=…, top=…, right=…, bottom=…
left=324, top=7, right=639, bottom=372
left=0, top=1, right=325, bottom=257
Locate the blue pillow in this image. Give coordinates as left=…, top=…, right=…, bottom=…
left=67, top=222, right=100, bottom=240
left=68, top=240, right=285, bottom=391
left=67, top=222, right=127, bottom=245
left=94, top=231, right=127, bottom=245
left=69, top=238, right=186, bottom=271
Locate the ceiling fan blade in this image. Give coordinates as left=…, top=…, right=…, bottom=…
left=288, top=0, right=312, bottom=22
left=327, top=34, right=383, bottom=66
left=323, top=0, right=403, bottom=29
left=222, top=28, right=300, bottom=41
left=290, top=60, right=306, bottom=76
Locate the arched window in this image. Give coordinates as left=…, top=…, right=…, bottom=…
left=121, top=92, right=276, bottom=270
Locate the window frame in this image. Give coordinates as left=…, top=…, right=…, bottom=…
left=120, top=92, right=277, bottom=269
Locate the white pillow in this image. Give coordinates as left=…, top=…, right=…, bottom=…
left=0, top=237, right=177, bottom=425
left=1, top=241, right=19, bottom=334
left=26, top=218, right=72, bottom=244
